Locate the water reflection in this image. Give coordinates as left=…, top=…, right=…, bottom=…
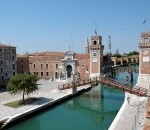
left=65, top=84, right=124, bottom=129
left=7, top=66, right=138, bottom=130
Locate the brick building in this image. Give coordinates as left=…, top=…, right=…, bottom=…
left=139, top=32, right=150, bottom=74
left=17, top=32, right=110, bottom=81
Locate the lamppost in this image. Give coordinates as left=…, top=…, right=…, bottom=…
left=127, top=95, right=147, bottom=107
left=127, top=95, right=148, bottom=129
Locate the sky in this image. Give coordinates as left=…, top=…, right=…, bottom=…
left=0, top=0, right=150, bottom=55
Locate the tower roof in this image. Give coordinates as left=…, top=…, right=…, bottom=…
left=85, top=37, right=89, bottom=47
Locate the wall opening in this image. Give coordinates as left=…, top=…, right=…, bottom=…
left=66, top=65, right=72, bottom=78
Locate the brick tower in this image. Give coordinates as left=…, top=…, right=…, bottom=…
left=89, top=31, right=104, bottom=77
left=139, top=32, right=150, bottom=74
left=138, top=32, right=150, bottom=89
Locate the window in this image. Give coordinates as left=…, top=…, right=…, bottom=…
left=0, top=60, right=2, bottom=65
left=1, top=76, right=3, bottom=80
left=41, top=64, right=43, bottom=69
left=41, top=72, right=43, bottom=76
left=86, top=66, right=89, bottom=71
left=4, top=49, right=7, bottom=52
left=12, top=55, right=15, bottom=60
left=33, top=64, right=36, bottom=69
left=46, top=72, right=49, bottom=76
left=12, top=48, right=15, bottom=53
left=21, top=64, right=23, bottom=68
left=1, top=68, right=3, bottom=72
left=12, top=64, right=15, bottom=69
left=0, top=49, right=2, bottom=51
left=22, top=70, right=24, bottom=74
left=94, top=41, right=97, bottom=45
left=56, top=64, right=58, bottom=69
left=13, top=72, right=15, bottom=75
left=36, top=72, right=38, bottom=75
left=46, top=64, right=49, bottom=69
left=5, top=73, right=7, bottom=77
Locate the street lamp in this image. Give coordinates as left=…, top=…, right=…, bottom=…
left=127, top=95, right=148, bottom=129
left=127, top=95, right=147, bottom=107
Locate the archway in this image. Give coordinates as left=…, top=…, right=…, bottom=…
left=66, top=65, right=72, bottom=78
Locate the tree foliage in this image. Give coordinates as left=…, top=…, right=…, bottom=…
left=113, top=49, right=121, bottom=58
left=128, top=51, right=139, bottom=56
left=7, top=74, right=38, bottom=102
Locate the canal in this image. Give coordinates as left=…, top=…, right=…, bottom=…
left=7, top=69, right=138, bottom=130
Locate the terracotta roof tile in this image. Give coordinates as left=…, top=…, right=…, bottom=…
left=75, top=53, right=90, bottom=59
left=24, top=51, right=64, bottom=57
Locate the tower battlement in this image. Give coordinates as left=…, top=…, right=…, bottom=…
left=139, top=32, right=150, bottom=48
left=139, top=32, right=150, bottom=74
left=141, top=32, right=150, bottom=37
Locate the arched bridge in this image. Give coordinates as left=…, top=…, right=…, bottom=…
left=58, top=77, right=148, bottom=97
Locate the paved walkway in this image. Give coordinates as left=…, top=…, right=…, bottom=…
left=0, top=80, right=90, bottom=121
left=109, top=92, right=148, bottom=130
left=1, top=79, right=148, bottom=130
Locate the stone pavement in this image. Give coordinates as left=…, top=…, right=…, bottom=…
left=0, top=79, right=90, bottom=121
left=109, top=92, right=148, bottom=130
left=1, top=79, right=148, bottom=130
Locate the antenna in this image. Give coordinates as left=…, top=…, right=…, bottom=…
left=68, top=45, right=70, bottom=51
left=108, top=36, right=112, bottom=57
left=143, top=17, right=147, bottom=32
left=95, top=21, right=97, bottom=35
left=71, top=32, right=74, bottom=51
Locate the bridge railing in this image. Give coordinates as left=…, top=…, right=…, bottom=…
left=58, top=76, right=148, bottom=96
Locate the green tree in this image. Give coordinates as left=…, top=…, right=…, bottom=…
left=7, top=74, right=38, bottom=102
left=113, top=49, right=121, bottom=58
left=128, top=51, right=139, bottom=56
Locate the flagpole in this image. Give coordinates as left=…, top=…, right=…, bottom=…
left=145, top=21, right=147, bottom=32
left=143, top=17, right=147, bottom=32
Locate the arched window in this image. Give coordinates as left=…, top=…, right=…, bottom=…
left=33, top=64, right=36, bottom=69
left=94, top=41, right=97, bottom=45
left=56, top=64, right=58, bottom=69
left=55, top=72, right=59, bottom=79
left=46, top=64, right=49, bottom=69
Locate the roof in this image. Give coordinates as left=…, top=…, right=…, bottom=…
left=0, top=43, right=16, bottom=48
left=27, top=51, right=64, bottom=56
left=17, top=51, right=90, bottom=60
left=75, top=53, right=90, bottom=59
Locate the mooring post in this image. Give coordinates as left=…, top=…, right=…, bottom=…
left=95, top=77, right=97, bottom=83
left=130, top=71, right=133, bottom=82
left=72, top=84, right=77, bottom=94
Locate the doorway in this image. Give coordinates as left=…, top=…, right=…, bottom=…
left=66, top=65, right=72, bottom=78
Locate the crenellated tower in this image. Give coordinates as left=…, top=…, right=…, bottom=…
left=89, top=31, right=104, bottom=77
left=139, top=32, right=150, bottom=74
left=138, top=32, right=150, bottom=89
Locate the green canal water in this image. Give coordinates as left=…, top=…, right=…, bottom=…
left=7, top=71, right=138, bottom=130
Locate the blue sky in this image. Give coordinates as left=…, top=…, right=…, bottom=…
left=0, top=0, right=150, bottom=55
